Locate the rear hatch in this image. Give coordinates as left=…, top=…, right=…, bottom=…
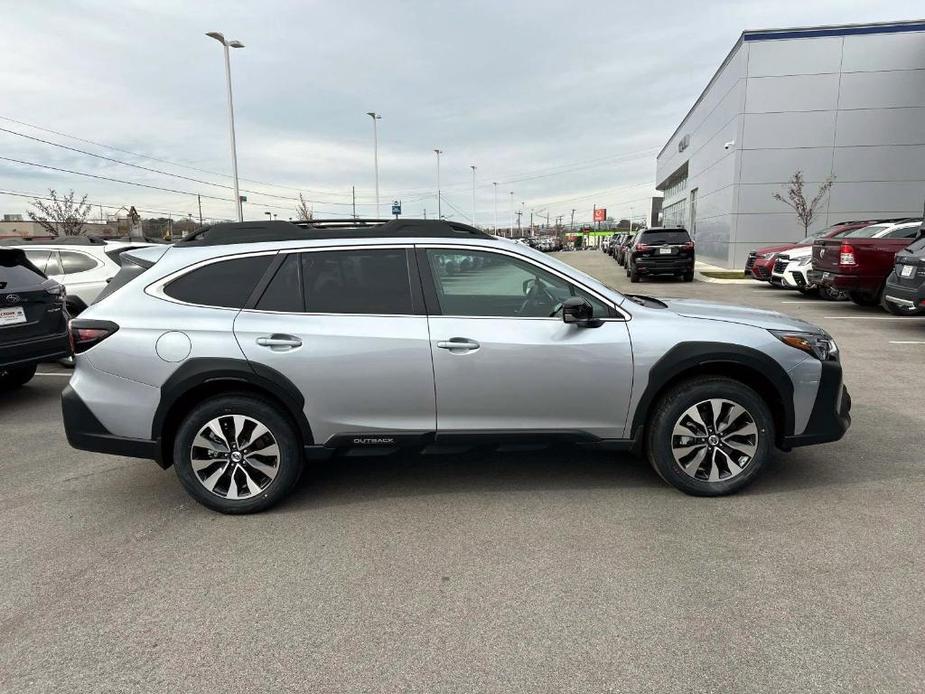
left=891, top=235, right=925, bottom=289
left=0, top=249, right=67, bottom=342
left=91, top=245, right=169, bottom=305
left=636, top=229, right=693, bottom=263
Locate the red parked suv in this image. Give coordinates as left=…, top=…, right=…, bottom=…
left=812, top=220, right=922, bottom=306
left=745, top=221, right=880, bottom=282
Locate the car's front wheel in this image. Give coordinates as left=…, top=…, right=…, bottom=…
left=173, top=394, right=304, bottom=514
left=0, top=364, right=37, bottom=390
left=646, top=377, right=773, bottom=496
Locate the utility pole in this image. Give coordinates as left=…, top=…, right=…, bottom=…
left=434, top=149, right=443, bottom=219
left=205, top=32, right=245, bottom=222
left=516, top=210, right=522, bottom=233
left=469, top=164, right=477, bottom=227
left=197, top=194, right=203, bottom=227
left=570, top=208, right=575, bottom=230
left=366, top=112, right=381, bottom=216
left=529, top=210, right=533, bottom=233
left=423, top=208, right=427, bottom=219
left=352, top=186, right=357, bottom=219
left=493, top=182, right=499, bottom=232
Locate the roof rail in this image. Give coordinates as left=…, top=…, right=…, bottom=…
left=0, top=235, right=108, bottom=246
left=178, top=218, right=494, bottom=246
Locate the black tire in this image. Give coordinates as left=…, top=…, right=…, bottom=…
left=172, top=394, right=303, bottom=514
left=0, top=364, right=37, bottom=390
left=849, top=290, right=880, bottom=307
left=629, top=264, right=640, bottom=283
left=683, top=271, right=694, bottom=282
left=646, top=377, right=773, bottom=497
left=797, top=286, right=818, bottom=296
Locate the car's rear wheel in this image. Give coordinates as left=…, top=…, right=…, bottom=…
left=173, top=394, right=303, bottom=514
left=0, top=364, right=37, bottom=390
left=683, top=271, right=694, bottom=282
left=646, top=377, right=773, bottom=496
left=629, top=264, right=640, bottom=283
left=820, top=286, right=848, bottom=301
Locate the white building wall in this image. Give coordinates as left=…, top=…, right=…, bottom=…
left=656, top=23, right=925, bottom=268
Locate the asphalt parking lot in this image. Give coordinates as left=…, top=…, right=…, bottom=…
left=2, top=250, right=924, bottom=693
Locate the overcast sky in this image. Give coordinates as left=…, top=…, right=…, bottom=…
left=1, top=0, right=921, bottom=227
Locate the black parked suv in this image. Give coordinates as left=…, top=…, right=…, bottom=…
left=882, top=225, right=925, bottom=315
left=0, top=249, right=70, bottom=389
left=626, top=227, right=695, bottom=283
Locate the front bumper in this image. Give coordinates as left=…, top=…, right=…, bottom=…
left=62, top=384, right=162, bottom=464
left=780, top=361, right=851, bottom=449
left=0, top=330, right=70, bottom=370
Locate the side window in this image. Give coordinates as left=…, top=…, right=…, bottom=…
left=164, top=255, right=273, bottom=308
left=301, top=249, right=413, bottom=315
left=886, top=226, right=920, bottom=239
left=44, top=251, right=63, bottom=276
left=23, top=250, right=52, bottom=273
left=59, top=251, right=99, bottom=274
left=255, top=253, right=303, bottom=312
left=425, top=249, right=609, bottom=318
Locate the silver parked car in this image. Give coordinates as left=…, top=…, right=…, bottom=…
left=63, top=219, right=850, bottom=513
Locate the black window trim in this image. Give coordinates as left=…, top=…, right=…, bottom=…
left=414, top=243, right=629, bottom=321
left=239, top=244, right=425, bottom=317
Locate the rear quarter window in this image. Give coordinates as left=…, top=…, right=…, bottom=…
left=164, top=255, right=273, bottom=308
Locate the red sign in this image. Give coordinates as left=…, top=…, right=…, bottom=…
left=593, top=208, right=606, bottom=222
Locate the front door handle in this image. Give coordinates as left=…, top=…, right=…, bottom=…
left=256, top=334, right=302, bottom=351
left=437, top=337, right=480, bottom=352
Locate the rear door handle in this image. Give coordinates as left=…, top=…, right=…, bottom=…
left=437, top=338, right=480, bottom=352
left=256, top=334, right=302, bottom=350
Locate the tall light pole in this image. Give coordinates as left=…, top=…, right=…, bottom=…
left=509, top=191, right=514, bottom=237
left=493, top=182, right=498, bottom=232
left=366, top=112, right=381, bottom=217
left=206, top=32, right=245, bottom=222
left=434, top=149, right=443, bottom=219
left=469, top=164, right=477, bottom=227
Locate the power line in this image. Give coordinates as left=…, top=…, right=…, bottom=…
left=0, top=113, right=358, bottom=200
left=0, top=188, right=228, bottom=222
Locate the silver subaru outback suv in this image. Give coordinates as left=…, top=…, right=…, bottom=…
left=63, top=219, right=850, bottom=513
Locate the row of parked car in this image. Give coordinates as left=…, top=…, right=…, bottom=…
left=513, top=236, right=562, bottom=252
left=0, top=236, right=159, bottom=388
left=745, top=218, right=925, bottom=315
left=602, top=227, right=696, bottom=282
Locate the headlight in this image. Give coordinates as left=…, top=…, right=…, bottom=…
left=758, top=252, right=773, bottom=260
left=771, top=330, right=838, bottom=361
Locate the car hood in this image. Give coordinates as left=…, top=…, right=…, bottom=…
left=661, top=298, right=823, bottom=332
left=754, top=243, right=797, bottom=256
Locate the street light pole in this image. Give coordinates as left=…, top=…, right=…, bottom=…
left=206, top=32, right=245, bottom=222
left=493, top=182, right=498, bottom=233
left=434, top=149, right=443, bottom=219
left=366, top=112, right=381, bottom=217
left=509, top=191, right=514, bottom=237
left=469, top=164, right=477, bottom=227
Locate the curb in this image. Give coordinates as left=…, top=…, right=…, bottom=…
left=694, top=272, right=755, bottom=285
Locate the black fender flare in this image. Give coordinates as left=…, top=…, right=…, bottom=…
left=151, top=357, right=314, bottom=447
left=630, top=342, right=795, bottom=440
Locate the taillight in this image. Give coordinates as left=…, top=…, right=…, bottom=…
left=68, top=319, right=119, bottom=354
left=635, top=243, right=650, bottom=252
left=839, top=244, right=856, bottom=266
left=683, top=241, right=695, bottom=250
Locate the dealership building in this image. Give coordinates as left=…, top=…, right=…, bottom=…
left=655, top=20, right=925, bottom=268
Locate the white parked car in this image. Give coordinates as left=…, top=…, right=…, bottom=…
left=10, top=237, right=157, bottom=315
left=771, top=246, right=814, bottom=291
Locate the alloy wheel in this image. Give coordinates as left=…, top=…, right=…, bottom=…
left=189, top=414, right=280, bottom=499
left=670, top=398, right=758, bottom=482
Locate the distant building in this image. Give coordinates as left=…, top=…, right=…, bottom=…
left=0, top=220, right=125, bottom=239
left=655, top=20, right=925, bottom=268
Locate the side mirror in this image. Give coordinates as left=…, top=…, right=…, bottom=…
left=562, top=297, right=601, bottom=327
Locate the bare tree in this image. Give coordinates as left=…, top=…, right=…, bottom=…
left=27, top=189, right=94, bottom=237
left=295, top=194, right=313, bottom=221
left=773, top=171, right=835, bottom=235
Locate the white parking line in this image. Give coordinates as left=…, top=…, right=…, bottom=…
left=34, top=372, right=71, bottom=377
left=779, top=301, right=806, bottom=304
left=823, top=316, right=925, bottom=320
left=889, top=341, right=925, bottom=345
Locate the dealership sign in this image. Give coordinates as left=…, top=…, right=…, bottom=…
left=593, top=208, right=607, bottom=222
